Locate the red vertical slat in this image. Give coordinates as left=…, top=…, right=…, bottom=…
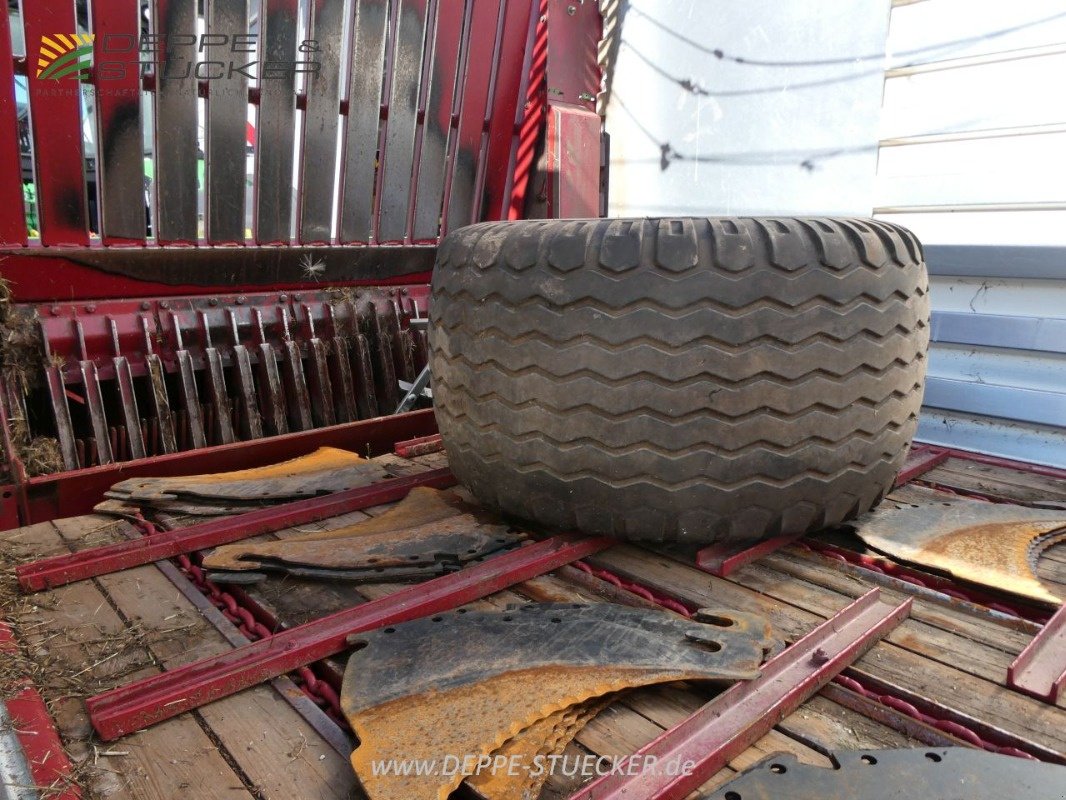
left=441, top=0, right=502, bottom=234
left=92, top=0, right=147, bottom=244
left=22, top=3, right=91, bottom=245
left=0, top=10, right=27, bottom=244
left=480, top=0, right=535, bottom=222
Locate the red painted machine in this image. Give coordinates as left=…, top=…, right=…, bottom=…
left=0, top=0, right=604, bottom=529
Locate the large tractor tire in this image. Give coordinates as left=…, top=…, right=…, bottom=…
left=429, top=217, right=930, bottom=546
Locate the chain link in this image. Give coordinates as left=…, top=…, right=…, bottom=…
left=128, top=513, right=350, bottom=727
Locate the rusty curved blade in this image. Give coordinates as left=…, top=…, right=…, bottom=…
left=342, top=603, right=774, bottom=800
left=468, top=697, right=611, bottom=800
left=202, top=487, right=522, bottom=582
left=855, top=487, right=1066, bottom=605
left=107, top=447, right=388, bottom=503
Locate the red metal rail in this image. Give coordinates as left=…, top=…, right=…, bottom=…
left=1008, top=603, right=1066, bottom=705
left=1, top=623, right=81, bottom=799
left=17, top=467, right=456, bottom=592
left=0, top=408, right=438, bottom=531
left=86, top=533, right=612, bottom=740
left=694, top=444, right=950, bottom=578
left=567, top=588, right=912, bottom=800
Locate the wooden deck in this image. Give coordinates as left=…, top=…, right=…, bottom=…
left=1, top=451, right=1063, bottom=799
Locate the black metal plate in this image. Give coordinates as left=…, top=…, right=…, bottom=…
left=704, top=748, right=1066, bottom=800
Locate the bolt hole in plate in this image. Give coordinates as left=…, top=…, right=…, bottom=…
left=710, top=748, right=1066, bottom=800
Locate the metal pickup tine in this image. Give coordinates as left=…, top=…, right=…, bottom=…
left=142, top=315, right=178, bottom=455
left=279, top=307, right=314, bottom=431
left=109, top=317, right=146, bottom=460
left=252, top=307, right=288, bottom=436
left=200, top=310, right=236, bottom=445
left=227, top=308, right=264, bottom=440
left=171, top=313, right=208, bottom=450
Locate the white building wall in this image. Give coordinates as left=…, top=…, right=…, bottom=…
left=603, top=0, right=1066, bottom=467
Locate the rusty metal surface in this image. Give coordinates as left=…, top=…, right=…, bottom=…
left=202, top=487, right=524, bottom=583
left=342, top=603, right=774, bottom=800
left=703, top=748, right=1066, bottom=800
left=468, top=697, right=611, bottom=800
left=854, top=487, right=1066, bottom=605
left=107, top=447, right=388, bottom=503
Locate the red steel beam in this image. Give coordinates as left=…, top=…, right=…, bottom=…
left=1, top=622, right=81, bottom=799
left=567, top=588, right=912, bottom=800
left=695, top=445, right=951, bottom=577
left=695, top=533, right=804, bottom=578
left=1, top=408, right=438, bottom=531
left=918, top=442, right=1066, bottom=481
left=393, top=433, right=444, bottom=458
left=86, top=534, right=612, bottom=740
left=17, top=468, right=456, bottom=592
left=1008, top=602, right=1066, bottom=706
left=895, top=445, right=949, bottom=487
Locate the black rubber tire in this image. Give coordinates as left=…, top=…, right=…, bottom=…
left=429, top=217, right=930, bottom=546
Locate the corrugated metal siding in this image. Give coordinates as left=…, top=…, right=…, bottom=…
left=874, top=0, right=1066, bottom=467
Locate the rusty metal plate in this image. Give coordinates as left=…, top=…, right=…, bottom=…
left=704, top=747, right=1066, bottom=800
left=854, top=487, right=1066, bottom=605
left=342, top=604, right=774, bottom=800
left=202, top=488, right=524, bottom=584
left=106, top=447, right=389, bottom=503
left=467, top=697, right=611, bottom=800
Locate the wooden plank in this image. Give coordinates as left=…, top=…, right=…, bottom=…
left=4, top=518, right=255, bottom=800
left=920, top=457, right=1066, bottom=503
left=593, top=545, right=1066, bottom=754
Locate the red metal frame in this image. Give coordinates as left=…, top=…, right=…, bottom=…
left=567, top=588, right=912, bottom=800
left=0, top=407, right=438, bottom=531
left=393, top=432, right=444, bottom=458
left=1008, top=603, right=1066, bottom=706
left=694, top=444, right=952, bottom=578
left=17, top=467, right=456, bottom=592
left=1, top=622, right=81, bottom=799
left=918, top=442, right=1066, bottom=481
left=86, top=533, right=612, bottom=740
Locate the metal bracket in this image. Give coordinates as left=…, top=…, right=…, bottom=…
left=1008, top=602, right=1066, bottom=706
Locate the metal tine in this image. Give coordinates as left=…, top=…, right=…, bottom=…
left=171, top=314, right=208, bottom=450
left=252, top=308, right=288, bottom=436
left=39, top=321, right=79, bottom=470
left=199, top=311, right=236, bottom=445
left=141, top=316, right=179, bottom=454
left=227, top=309, right=264, bottom=439
left=75, top=320, right=114, bottom=465
left=367, top=303, right=400, bottom=412
left=302, top=305, right=336, bottom=428
left=351, top=332, right=379, bottom=419
left=108, top=318, right=146, bottom=461
left=279, top=307, right=314, bottom=431
left=383, top=299, right=413, bottom=382
left=325, top=304, right=358, bottom=424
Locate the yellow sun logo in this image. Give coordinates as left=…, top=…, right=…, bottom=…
left=36, top=33, right=95, bottom=80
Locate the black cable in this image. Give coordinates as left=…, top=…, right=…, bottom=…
left=628, top=4, right=1066, bottom=67
left=622, top=39, right=885, bottom=97
left=611, top=92, right=877, bottom=172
